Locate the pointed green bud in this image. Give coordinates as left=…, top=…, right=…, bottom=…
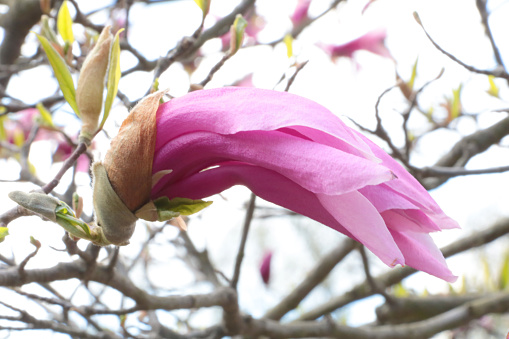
left=8, top=191, right=59, bottom=222
left=229, top=14, right=247, bottom=55
left=77, top=26, right=113, bottom=143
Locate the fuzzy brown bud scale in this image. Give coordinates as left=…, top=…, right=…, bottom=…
left=91, top=90, right=166, bottom=245
left=103, top=90, right=166, bottom=212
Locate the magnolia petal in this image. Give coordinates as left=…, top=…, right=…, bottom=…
left=316, top=191, right=405, bottom=267
left=358, top=131, right=460, bottom=229
left=359, top=184, right=419, bottom=212
left=152, top=162, right=357, bottom=240
left=152, top=130, right=393, bottom=196
left=400, top=209, right=443, bottom=232
left=389, top=229, right=457, bottom=282
left=260, top=251, right=273, bottom=284
left=152, top=169, right=173, bottom=188
left=147, top=87, right=459, bottom=281
left=382, top=210, right=441, bottom=233
left=155, top=87, right=376, bottom=159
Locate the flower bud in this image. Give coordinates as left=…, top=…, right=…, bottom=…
left=77, top=26, right=113, bottom=143
left=92, top=162, right=137, bottom=245
left=103, top=90, right=166, bottom=211
left=260, top=251, right=273, bottom=285
left=91, top=90, right=166, bottom=245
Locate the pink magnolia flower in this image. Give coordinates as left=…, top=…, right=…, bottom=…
left=1, top=108, right=55, bottom=147
left=53, top=138, right=90, bottom=172
left=111, top=8, right=127, bottom=37
left=232, top=73, right=254, bottom=87
left=3, top=108, right=38, bottom=143
left=148, top=87, right=458, bottom=282
left=290, top=0, right=312, bottom=27
left=260, top=251, right=273, bottom=285
left=362, top=0, right=378, bottom=14
left=1, top=109, right=89, bottom=172
left=320, top=28, right=392, bottom=60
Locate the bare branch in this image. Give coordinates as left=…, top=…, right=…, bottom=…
left=299, top=217, right=509, bottom=320
left=231, top=193, right=256, bottom=290
left=414, top=12, right=509, bottom=80
left=264, top=239, right=357, bottom=320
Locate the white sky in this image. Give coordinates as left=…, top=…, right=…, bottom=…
left=1, top=0, right=509, bottom=336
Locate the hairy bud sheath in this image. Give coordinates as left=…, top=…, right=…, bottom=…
left=77, top=26, right=112, bottom=141
left=92, top=91, right=165, bottom=245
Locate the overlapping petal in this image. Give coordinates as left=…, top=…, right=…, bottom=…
left=151, top=87, right=458, bottom=282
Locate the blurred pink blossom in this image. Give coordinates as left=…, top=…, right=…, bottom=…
left=260, top=251, right=273, bottom=285
left=290, top=0, right=312, bottom=27
left=151, top=87, right=458, bottom=282
left=1, top=108, right=89, bottom=172
left=320, top=28, right=392, bottom=60
left=111, top=8, right=127, bottom=37
left=2, top=108, right=55, bottom=145
left=52, top=138, right=90, bottom=172
left=232, top=73, right=254, bottom=87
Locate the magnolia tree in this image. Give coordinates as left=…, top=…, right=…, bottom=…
left=0, top=0, right=508, bottom=338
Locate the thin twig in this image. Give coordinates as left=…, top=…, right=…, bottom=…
left=264, top=239, right=357, bottom=320
left=475, top=0, right=504, bottom=68
left=42, top=142, right=87, bottom=194
left=414, top=12, right=509, bottom=80
left=419, top=164, right=509, bottom=178
left=299, top=217, right=509, bottom=321
left=230, top=193, right=256, bottom=289
left=359, top=246, right=395, bottom=306
left=284, top=60, right=309, bottom=92
left=197, top=54, right=231, bottom=89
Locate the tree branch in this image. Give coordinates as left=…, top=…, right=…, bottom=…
left=298, top=217, right=509, bottom=320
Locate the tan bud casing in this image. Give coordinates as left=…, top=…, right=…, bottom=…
left=92, top=162, right=137, bottom=245
left=92, top=90, right=167, bottom=245
left=77, top=26, right=113, bottom=141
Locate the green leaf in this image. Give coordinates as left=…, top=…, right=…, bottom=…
left=98, top=29, right=123, bottom=133
left=13, top=129, right=25, bottom=147
left=56, top=212, right=91, bottom=238
left=499, top=251, right=509, bottom=290
left=450, top=84, right=462, bottom=121
left=487, top=75, right=500, bottom=98
left=57, top=0, right=74, bottom=45
left=0, top=115, right=7, bottom=141
left=408, top=58, right=418, bottom=91
left=481, top=254, right=495, bottom=291
left=425, top=106, right=434, bottom=123
left=230, top=14, right=247, bottom=55
left=36, top=33, right=80, bottom=118
left=284, top=34, right=293, bottom=58
left=36, top=103, right=54, bottom=127
left=0, top=227, right=9, bottom=243
left=72, top=192, right=83, bottom=218
left=153, top=196, right=212, bottom=221
left=392, top=282, right=409, bottom=297
left=193, top=0, right=210, bottom=18
left=41, top=15, right=59, bottom=44
left=151, top=77, right=160, bottom=93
